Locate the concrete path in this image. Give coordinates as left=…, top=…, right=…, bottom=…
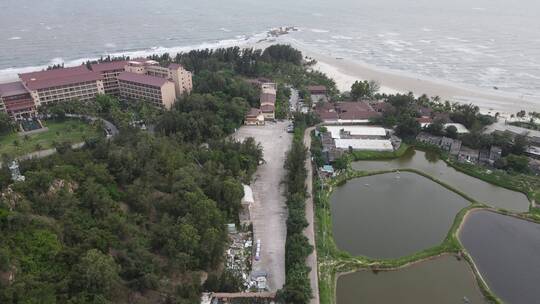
left=483, top=118, right=540, bottom=138
left=233, top=121, right=292, bottom=291
left=303, top=126, right=320, bottom=304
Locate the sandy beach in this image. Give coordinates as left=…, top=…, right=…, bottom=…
left=236, top=37, right=538, bottom=116
left=304, top=49, right=539, bottom=115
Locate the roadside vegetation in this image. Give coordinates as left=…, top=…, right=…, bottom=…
left=277, top=113, right=318, bottom=304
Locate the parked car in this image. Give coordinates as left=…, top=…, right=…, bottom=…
left=286, top=125, right=294, bottom=133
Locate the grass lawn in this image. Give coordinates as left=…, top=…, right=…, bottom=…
left=0, top=119, right=100, bottom=158
left=350, top=143, right=410, bottom=160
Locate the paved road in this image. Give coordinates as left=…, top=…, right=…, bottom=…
left=289, top=87, right=300, bottom=113
left=65, top=114, right=119, bottom=136
left=233, top=121, right=292, bottom=291
left=303, top=126, right=320, bottom=304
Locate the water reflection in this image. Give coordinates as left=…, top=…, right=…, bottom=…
left=352, top=149, right=529, bottom=212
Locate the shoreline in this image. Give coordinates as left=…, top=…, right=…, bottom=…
left=303, top=48, right=539, bottom=115
left=2, top=36, right=539, bottom=116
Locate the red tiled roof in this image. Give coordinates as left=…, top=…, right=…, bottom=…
left=90, top=61, right=128, bottom=73
left=261, top=104, right=275, bottom=113
left=117, top=72, right=169, bottom=87
left=416, top=117, right=433, bottom=123
left=0, top=81, right=29, bottom=97
left=246, top=108, right=262, bottom=117
left=308, top=85, right=327, bottom=93
left=168, top=63, right=184, bottom=70
left=370, top=102, right=391, bottom=112
left=19, top=66, right=103, bottom=91
left=418, top=106, right=433, bottom=117
left=260, top=92, right=276, bottom=105
left=317, top=110, right=339, bottom=121
left=335, top=102, right=380, bottom=120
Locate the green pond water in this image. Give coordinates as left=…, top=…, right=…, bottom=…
left=330, top=172, right=469, bottom=258
left=337, top=255, right=486, bottom=304
left=351, top=149, right=530, bottom=212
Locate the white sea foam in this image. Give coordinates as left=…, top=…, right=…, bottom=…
left=104, top=43, right=116, bottom=48
left=219, top=27, right=231, bottom=32
left=311, top=29, right=329, bottom=33
left=0, top=31, right=270, bottom=82
left=331, top=35, right=353, bottom=40
left=8, top=36, right=22, bottom=40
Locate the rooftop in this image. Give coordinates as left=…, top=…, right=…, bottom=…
left=335, top=138, right=393, bottom=151
left=19, top=66, right=103, bottom=91
left=90, top=60, right=129, bottom=72
left=246, top=107, right=262, bottom=117
left=261, top=104, right=275, bottom=112
left=325, top=125, right=387, bottom=139
left=168, top=63, right=185, bottom=70
left=260, top=92, right=276, bottom=105
left=118, top=72, right=170, bottom=87
left=0, top=81, right=29, bottom=97
left=317, top=101, right=380, bottom=122
left=308, top=85, right=327, bottom=92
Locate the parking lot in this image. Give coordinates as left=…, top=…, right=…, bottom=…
left=233, top=120, right=292, bottom=291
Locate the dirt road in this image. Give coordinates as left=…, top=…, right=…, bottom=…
left=234, top=121, right=292, bottom=291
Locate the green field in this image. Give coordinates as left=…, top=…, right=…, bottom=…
left=0, top=119, right=99, bottom=158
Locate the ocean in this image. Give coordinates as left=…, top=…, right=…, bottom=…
left=1, top=0, right=540, bottom=103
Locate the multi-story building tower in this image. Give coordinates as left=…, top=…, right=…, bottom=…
left=19, top=66, right=104, bottom=107
left=0, top=82, right=36, bottom=120
left=124, top=59, right=193, bottom=96
left=117, top=72, right=176, bottom=110
left=90, top=61, right=129, bottom=95
left=167, top=63, right=193, bottom=97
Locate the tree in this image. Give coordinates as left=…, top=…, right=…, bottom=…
left=424, top=119, right=445, bottom=136
left=351, top=80, right=370, bottom=100
left=261, top=44, right=302, bottom=65
left=0, top=112, right=14, bottom=135
left=445, top=125, right=458, bottom=139
left=73, top=249, right=120, bottom=297
left=502, top=154, right=530, bottom=173
left=395, top=116, right=421, bottom=139
left=368, top=80, right=380, bottom=97
left=510, top=134, right=529, bottom=155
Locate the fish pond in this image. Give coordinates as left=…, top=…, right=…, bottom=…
left=459, top=210, right=540, bottom=304
left=330, top=171, right=469, bottom=258
left=352, top=149, right=530, bottom=212
left=336, top=255, right=486, bottom=304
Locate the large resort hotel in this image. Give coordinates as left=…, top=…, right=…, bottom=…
left=0, top=59, right=193, bottom=120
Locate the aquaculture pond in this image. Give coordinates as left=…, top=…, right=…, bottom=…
left=352, top=149, right=530, bottom=212
left=330, top=172, right=469, bottom=258
left=459, top=210, right=540, bottom=304
left=337, top=255, right=486, bottom=304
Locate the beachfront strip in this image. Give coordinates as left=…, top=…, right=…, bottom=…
left=0, top=59, right=193, bottom=120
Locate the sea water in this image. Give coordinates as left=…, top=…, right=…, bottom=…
left=1, top=0, right=539, bottom=102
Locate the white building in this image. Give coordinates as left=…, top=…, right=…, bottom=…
left=324, top=125, right=394, bottom=152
